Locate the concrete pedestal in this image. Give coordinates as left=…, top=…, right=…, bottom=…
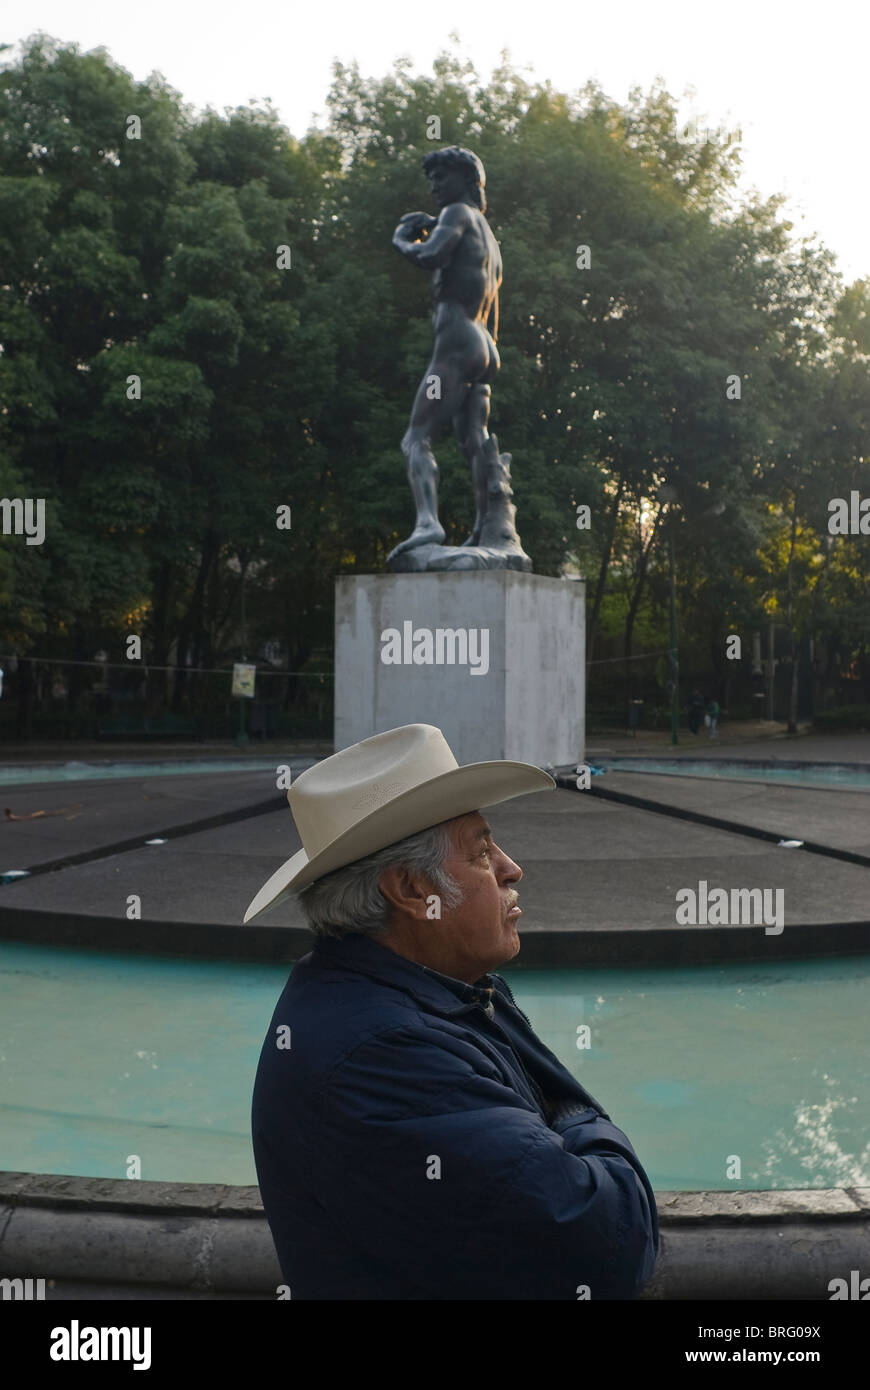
left=334, top=572, right=585, bottom=766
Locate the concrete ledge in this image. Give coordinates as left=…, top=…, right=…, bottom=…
left=0, top=1175, right=282, bottom=1295
left=601, top=756, right=870, bottom=778
left=0, top=906, right=309, bottom=963
left=654, top=1188, right=870, bottom=1221
left=644, top=1222, right=870, bottom=1301
left=1, top=1173, right=867, bottom=1300
left=3, top=905, right=868, bottom=966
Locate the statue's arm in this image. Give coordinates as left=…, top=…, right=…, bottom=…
left=486, top=237, right=502, bottom=340
left=487, top=293, right=499, bottom=344
left=393, top=203, right=468, bottom=269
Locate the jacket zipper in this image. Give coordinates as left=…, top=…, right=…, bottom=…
left=461, top=994, right=549, bottom=1116
left=491, top=975, right=605, bottom=1119
left=495, top=974, right=536, bottom=1031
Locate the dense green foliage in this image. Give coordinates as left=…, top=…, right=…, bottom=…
left=1, top=35, right=869, bottom=736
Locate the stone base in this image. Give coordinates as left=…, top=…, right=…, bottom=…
left=334, top=571, right=585, bottom=766
left=388, top=541, right=531, bottom=573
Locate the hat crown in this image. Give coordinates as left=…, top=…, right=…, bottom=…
left=289, top=724, right=458, bottom=857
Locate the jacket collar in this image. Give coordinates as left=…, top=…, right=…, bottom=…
left=309, top=932, right=496, bottom=1016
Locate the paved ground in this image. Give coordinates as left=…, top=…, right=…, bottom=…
left=588, top=726, right=869, bottom=762
left=0, top=720, right=854, bottom=763
left=1, top=732, right=868, bottom=934
left=0, top=738, right=331, bottom=764
left=597, top=772, right=870, bottom=855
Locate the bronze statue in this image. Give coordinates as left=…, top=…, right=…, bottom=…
left=388, top=147, right=531, bottom=572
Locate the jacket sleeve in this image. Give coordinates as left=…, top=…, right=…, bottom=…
left=315, top=1018, right=659, bottom=1300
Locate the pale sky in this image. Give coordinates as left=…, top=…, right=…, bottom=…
left=4, top=0, right=868, bottom=284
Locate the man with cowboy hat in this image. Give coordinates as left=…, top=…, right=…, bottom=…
left=247, top=723, right=659, bottom=1300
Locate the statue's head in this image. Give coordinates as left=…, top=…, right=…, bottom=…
left=421, top=146, right=487, bottom=214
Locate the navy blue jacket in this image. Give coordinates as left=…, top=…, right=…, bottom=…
left=252, top=933, right=659, bottom=1300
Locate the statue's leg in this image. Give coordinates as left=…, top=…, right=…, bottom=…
left=388, top=361, right=468, bottom=559
left=455, top=382, right=491, bottom=547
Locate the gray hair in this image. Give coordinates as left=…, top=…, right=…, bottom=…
left=297, top=820, right=464, bottom=940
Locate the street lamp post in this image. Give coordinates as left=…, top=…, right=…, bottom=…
left=656, top=485, right=681, bottom=747
left=668, top=526, right=679, bottom=746
left=766, top=618, right=776, bottom=722
left=236, top=554, right=249, bottom=747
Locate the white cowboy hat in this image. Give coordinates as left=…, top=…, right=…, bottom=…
left=243, top=722, right=555, bottom=923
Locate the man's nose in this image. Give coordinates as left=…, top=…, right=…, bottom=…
left=494, top=843, right=522, bottom=884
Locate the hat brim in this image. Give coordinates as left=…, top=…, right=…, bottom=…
left=243, top=759, right=555, bottom=924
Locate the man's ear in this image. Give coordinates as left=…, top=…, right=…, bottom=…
left=378, top=865, right=432, bottom=921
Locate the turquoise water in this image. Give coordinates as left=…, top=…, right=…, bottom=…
left=0, top=758, right=313, bottom=788
left=0, top=943, right=866, bottom=1190
left=4, top=756, right=866, bottom=790
left=604, top=758, right=870, bottom=790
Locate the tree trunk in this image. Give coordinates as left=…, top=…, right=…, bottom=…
left=587, top=473, right=625, bottom=656
left=786, top=499, right=799, bottom=734
left=623, top=506, right=661, bottom=691
left=67, top=626, right=86, bottom=734
left=172, top=529, right=219, bottom=713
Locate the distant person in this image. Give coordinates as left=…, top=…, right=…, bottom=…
left=706, top=697, right=720, bottom=739
left=687, top=689, right=704, bottom=736
left=247, top=723, right=659, bottom=1300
